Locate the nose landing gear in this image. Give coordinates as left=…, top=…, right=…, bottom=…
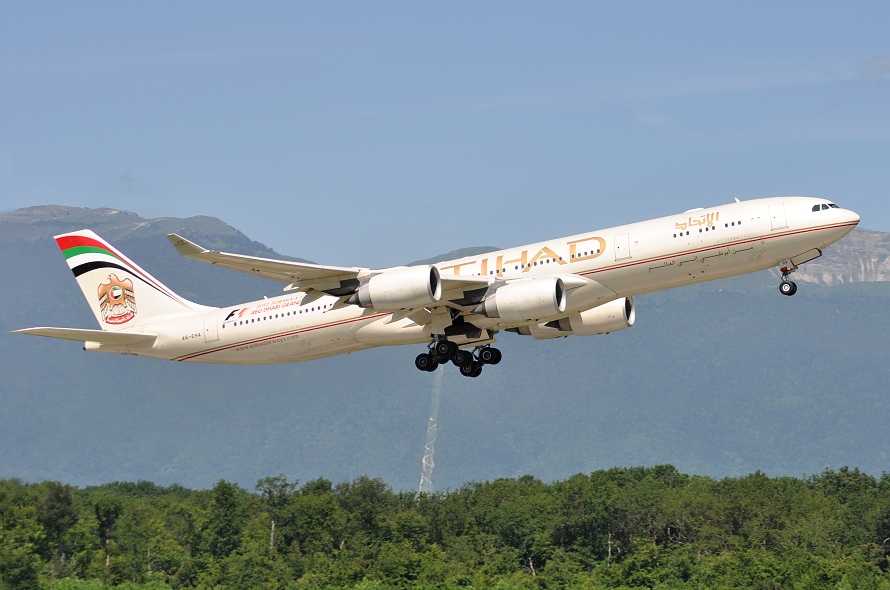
left=777, top=260, right=799, bottom=297
left=779, top=279, right=797, bottom=296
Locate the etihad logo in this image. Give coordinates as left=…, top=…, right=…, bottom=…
left=440, top=236, right=607, bottom=278
left=676, top=211, right=720, bottom=232
left=98, top=274, right=137, bottom=325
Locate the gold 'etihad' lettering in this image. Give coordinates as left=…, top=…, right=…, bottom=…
left=438, top=236, right=608, bottom=277
left=526, top=246, right=565, bottom=271
left=675, top=211, right=720, bottom=232
left=497, top=250, right=528, bottom=276
left=440, top=260, right=477, bottom=276
left=568, top=237, right=606, bottom=262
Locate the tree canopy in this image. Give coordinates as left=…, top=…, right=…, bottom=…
left=1, top=467, right=889, bottom=589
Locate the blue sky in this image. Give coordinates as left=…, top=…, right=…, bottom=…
left=2, top=2, right=888, bottom=266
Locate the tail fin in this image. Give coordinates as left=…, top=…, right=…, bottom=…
left=55, top=230, right=213, bottom=330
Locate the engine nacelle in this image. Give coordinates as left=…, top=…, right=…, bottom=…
left=475, top=277, right=567, bottom=322
left=349, top=266, right=442, bottom=310
left=552, top=297, right=635, bottom=336
left=506, top=324, right=567, bottom=340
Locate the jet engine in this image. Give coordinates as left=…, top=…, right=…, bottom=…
left=552, top=297, right=635, bottom=335
left=475, top=277, right=566, bottom=322
left=506, top=297, right=635, bottom=339
left=348, top=266, right=442, bottom=310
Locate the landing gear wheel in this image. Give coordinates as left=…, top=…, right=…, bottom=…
left=479, top=347, right=502, bottom=365
left=434, top=340, right=458, bottom=360
left=779, top=280, right=797, bottom=296
left=460, top=362, right=483, bottom=378
left=452, top=349, right=473, bottom=368
left=415, top=353, right=437, bottom=372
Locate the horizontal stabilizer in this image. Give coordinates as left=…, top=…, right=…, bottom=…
left=12, top=327, right=157, bottom=346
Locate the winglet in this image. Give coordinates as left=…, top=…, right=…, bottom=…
left=167, top=233, right=209, bottom=258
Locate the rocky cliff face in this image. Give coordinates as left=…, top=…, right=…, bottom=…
left=770, top=228, right=890, bottom=285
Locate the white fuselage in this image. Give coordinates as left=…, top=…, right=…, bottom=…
left=120, top=197, right=859, bottom=364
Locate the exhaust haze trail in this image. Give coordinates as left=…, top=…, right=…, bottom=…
left=418, top=367, right=443, bottom=494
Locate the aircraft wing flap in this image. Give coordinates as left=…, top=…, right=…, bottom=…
left=439, top=275, right=493, bottom=289
left=13, top=327, right=158, bottom=346
left=438, top=275, right=494, bottom=307
left=166, top=234, right=363, bottom=285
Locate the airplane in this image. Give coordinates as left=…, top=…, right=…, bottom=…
left=14, top=196, right=859, bottom=377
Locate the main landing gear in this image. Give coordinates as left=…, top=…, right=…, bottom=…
left=414, top=340, right=502, bottom=378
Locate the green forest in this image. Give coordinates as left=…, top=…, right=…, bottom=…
left=2, top=467, right=889, bottom=589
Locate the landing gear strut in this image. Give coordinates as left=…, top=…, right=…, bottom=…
left=414, top=340, right=502, bottom=378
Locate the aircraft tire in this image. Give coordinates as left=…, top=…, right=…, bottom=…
left=479, top=347, right=502, bottom=365
left=435, top=340, right=458, bottom=360
left=452, top=350, right=473, bottom=368
left=415, top=353, right=436, bottom=372
left=779, top=280, right=797, bottom=296
left=459, top=362, right=480, bottom=377
left=488, top=348, right=502, bottom=365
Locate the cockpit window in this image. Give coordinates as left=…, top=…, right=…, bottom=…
left=822, top=204, right=829, bottom=210
left=829, top=203, right=840, bottom=208
left=812, top=205, right=820, bottom=212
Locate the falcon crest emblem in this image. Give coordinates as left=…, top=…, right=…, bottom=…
left=98, top=274, right=137, bottom=325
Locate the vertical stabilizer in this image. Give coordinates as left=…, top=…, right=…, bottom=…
left=55, top=230, right=213, bottom=330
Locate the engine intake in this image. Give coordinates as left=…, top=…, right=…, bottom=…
left=348, top=266, right=442, bottom=310
left=475, top=277, right=566, bottom=322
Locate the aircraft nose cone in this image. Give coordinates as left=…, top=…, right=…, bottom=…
left=847, top=209, right=861, bottom=226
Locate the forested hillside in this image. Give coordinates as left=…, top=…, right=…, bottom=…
left=2, top=206, right=889, bottom=491
left=2, top=467, right=889, bottom=589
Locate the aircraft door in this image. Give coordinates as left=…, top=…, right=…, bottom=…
left=769, top=203, right=788, bottom=230
left=204, top=316, right=220, bottom=343
left=614, top=233, right=631, bottom=261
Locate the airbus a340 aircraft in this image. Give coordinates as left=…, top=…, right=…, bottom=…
left=15, top=196, right=859, bottom=377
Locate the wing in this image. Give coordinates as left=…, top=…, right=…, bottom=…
left=166, top=234, right=364, bottom=296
